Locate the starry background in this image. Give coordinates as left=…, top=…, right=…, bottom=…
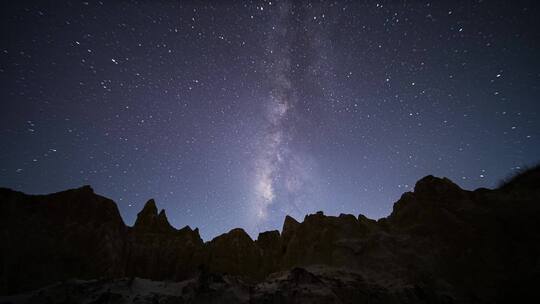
left=1, top=1, right=539, bottom=240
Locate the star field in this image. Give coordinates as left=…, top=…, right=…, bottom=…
left=1, top=1, right=539, bottom=240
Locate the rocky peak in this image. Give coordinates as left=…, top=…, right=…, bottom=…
left=206, top=228, right=260, bottom=277
left=78, top=185, right=94, bottom=193
left=338, top=213, right=357, bottom=223
left=177, top=225, right=204, bottom=245
left=413, top=175, right=463, bottom=199
left=498, top=165, right=540, bottom=197
left=178, top=225, right=198, bottom=235
left=139, top=199, right=158, bottom=217
left=282, top=215, right=300, bottom=243
left=192, top=227, right=201, bottom=239
left=133, top=199, right=174, bottom=233
left=227, top=228, right=253, bottom=242
left=304, top=210, right=323, bottom=219
left=209, top=228, right=254, bottom=246
left=283, top=215, right=299, bottom=231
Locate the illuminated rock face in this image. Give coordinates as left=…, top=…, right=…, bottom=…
left=1, top=166, right=539, bottom=303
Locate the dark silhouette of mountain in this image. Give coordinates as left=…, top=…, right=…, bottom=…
left=0, top=166, right=539, bottom=303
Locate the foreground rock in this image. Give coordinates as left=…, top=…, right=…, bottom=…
left=0, top=267, right=450, bottom=304
left=0, top=166, right=539, bottom=303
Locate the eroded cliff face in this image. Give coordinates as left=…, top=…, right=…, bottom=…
left=1, top=167, right=539, bottom=303
left=125, top=199, right=204, bottom=281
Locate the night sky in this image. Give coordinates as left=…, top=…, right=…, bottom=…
left=1, top=1, right=539, bottom=240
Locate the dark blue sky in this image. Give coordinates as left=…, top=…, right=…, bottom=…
left=1, top=1, right=539, bottom=240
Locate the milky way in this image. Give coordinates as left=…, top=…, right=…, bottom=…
left=253, top=2, right=304, bottom=226
left=1, top=1, right=539, bottom=240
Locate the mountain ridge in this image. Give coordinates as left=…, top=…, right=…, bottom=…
left=1, top=166, right=539, bottom=303
left=0, top=172, right=490, bottom=243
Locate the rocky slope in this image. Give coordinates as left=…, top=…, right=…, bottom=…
left=0, top=166, right=539, bottom=303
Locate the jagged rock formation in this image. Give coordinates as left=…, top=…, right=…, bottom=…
left=125, top=199, right=204, bottom=282
left=0, top=166, right=539, bottom=303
